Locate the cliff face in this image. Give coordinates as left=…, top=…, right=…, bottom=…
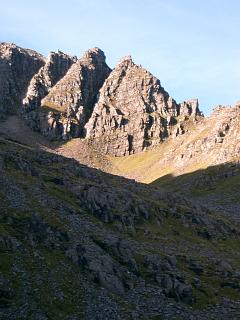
left=37, top=48, right=111, bottom=139
left=22, top=51, right=76, bottom=112
left=85, top=56, right=202, bottom=156
left=107, top=102, right=240, bottom=193
left=1, top=43, right=202, bottom=153
left=209, top=103, right=240, bottom=164
left=0, top=43, right=45, bottom=118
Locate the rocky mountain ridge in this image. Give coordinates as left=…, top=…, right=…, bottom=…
left=0, top=43, right=238, bottom=177
left=85, top=55, right=202, bottom=156
left=0, top=43, right=202, bottom=155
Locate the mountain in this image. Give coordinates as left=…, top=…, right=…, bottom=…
left=0, top=42, right=240, bottom=319
left=0, top=43, right=202, bottom=156
left=22, top=51, right=76, bottom=112
left=106, top=102, right=240, bottom=227
left=20, top=47, right=111, bottom=140
left=0, top=43, right=45, bottom=117
left=85, top=55, right=202, bottom=156
left=39, top=48, right=111, bottom=139
left=0, top=43, right=202, bottom=155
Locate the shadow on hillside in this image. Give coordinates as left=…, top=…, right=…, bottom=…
left=151, top=161, right=240, bottom=192
left=150, top=162, right=240, bottom=221
left=150, top=162, right=240, bottom=218
left=1, top=114, right=240, bottom=211
left=0, top=134, right=139, bottom=187
left=1, top=131, right=240, bottom=223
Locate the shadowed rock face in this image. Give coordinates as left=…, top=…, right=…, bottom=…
left=22, top=51, right=77, bottom=112
left=0, top=43, right=45, bottom=118
left=85, top=56, right=202, bottom=156
left=38, top=47, right=111, bottom=139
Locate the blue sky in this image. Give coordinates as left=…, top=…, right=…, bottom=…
left=1, top=0, right=240, bottom=115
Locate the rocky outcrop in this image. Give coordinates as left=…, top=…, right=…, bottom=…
left=22, top=51, right=76, bottom=112
left=0, top=42, right=45, bottom=118
left=173, top=103, right=240, bottom=166
left=36, top=47, right=111, bottom=139
left=85, top=56, right=202, bottom=156
left=206, top=103, right=240, bottom=164
left=0, top=43, right=203, bottom=154
left=179, top=99, right=202, bottom=118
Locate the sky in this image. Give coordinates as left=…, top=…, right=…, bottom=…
left=1, top=0, right=240, bottom=115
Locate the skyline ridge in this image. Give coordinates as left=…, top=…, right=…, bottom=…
left=1, top=0, right=240, bottom=115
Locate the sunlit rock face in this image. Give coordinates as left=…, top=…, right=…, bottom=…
left=85, top=56, right=202, bottom=156
left=22, top=50, right=76, bottom=112
left=25, top=47, right=111, bottom=140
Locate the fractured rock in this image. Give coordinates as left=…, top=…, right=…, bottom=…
left=85, top=56, right=202, bottom=156
left=0, top=42, right=45, bottom=117
left=22, top=50, right=76, bottom=112
left=38, top=47, right=111, bottom=139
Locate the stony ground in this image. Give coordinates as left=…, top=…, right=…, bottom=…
left=1, top=136, right=240, bottom=319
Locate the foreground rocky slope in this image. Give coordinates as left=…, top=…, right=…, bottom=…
left=1, top=137, right=240, bottom=319
left=0, top=43, right=45, bottom=117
